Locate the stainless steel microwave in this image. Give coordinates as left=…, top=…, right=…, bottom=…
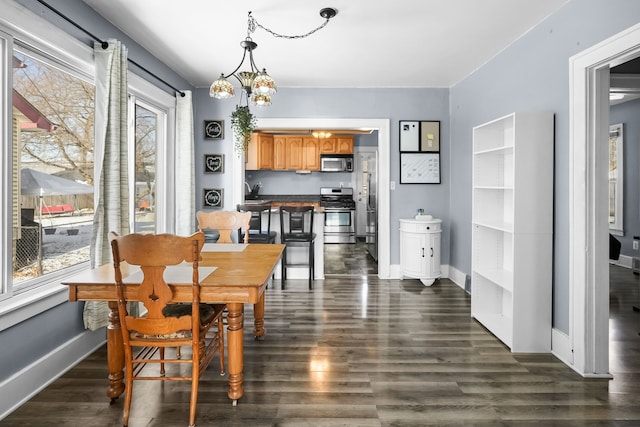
left=320, top=154, right=354, bottom=172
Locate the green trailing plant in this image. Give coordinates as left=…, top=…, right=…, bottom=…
left=230, top=105, right=256, bottom=155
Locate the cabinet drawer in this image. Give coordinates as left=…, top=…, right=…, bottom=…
left=400, top=220, right=441, bottom=233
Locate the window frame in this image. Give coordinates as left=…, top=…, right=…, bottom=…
left=0, top=5, right=95, bottom=327
left=128, top=72, right=175, bottom=235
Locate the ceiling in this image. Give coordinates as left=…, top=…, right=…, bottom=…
left=81, top=0, right=568, bottom=90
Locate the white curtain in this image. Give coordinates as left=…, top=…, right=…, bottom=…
left=175, top=91, right=195, bottom=236
left=83, top=39, right=130, bottom=331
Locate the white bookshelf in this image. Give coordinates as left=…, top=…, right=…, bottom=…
left=471, top=112, right=553, bottom=352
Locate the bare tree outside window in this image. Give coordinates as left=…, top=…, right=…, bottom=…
left=12, top=50, right=95, bottom=285
left=134, top=103, right=157, bottom=234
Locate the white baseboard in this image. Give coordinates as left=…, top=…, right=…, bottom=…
left=551, top=327, right=573, bottom=367
left=447, top=265, right=468, bottom=291
left=389, top=263, right=402, bottom=279
left=0, top=329, right=106, bottom=421
left=611, top=254, right=633, bottom=269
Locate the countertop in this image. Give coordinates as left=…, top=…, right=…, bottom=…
left=243, top=194, right=323, bottom=211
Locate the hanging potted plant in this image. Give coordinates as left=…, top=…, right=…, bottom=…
left=230, top=105, right=256, bottom=156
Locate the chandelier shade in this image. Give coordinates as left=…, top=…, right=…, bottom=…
left=251, top=93, right=272, bottom=107
left=253, top=69, right=277, bottom=96
left=209, top=74, right=235, bottom=99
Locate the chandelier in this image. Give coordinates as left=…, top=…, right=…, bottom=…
left=209, top=8, right=338, bottom=107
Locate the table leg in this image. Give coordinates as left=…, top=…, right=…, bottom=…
left=253, top=292, right=266, bottom=339
left=226, top=302, right=244, bottom=404
left=106, top=301, right=125, bottom=401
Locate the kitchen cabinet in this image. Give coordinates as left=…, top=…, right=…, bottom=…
left=399, top=217, right=441, bottom=286
left=246, top=133, right=274, bottom=170
left=319, top=138, right=336, bottom=153
left=471, top=111, right=553, bottom=353
left=335, top=137, right=354, bottom=154
left=273, top=135, right=287, bottom=170
left=285, top=136, right=304, bottom=170
left=319, top=136, right=353, bottom=154
left=302, top=137, right=320, bottom=170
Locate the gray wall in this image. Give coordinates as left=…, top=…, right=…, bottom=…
left=610, top=98, right=640, bottom=257
left=1, top=0, right=193, bottom=383
left=449, top=0, right=640, bottom=333
left=194, top=87, right=451, bottom=266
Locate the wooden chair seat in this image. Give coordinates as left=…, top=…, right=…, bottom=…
left=132, top=303, right=225, bottom=340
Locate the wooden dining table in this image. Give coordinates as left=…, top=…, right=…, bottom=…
left=62, top=243, right=284, bottom=405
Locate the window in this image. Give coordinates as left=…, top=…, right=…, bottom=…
left=609, top=123, right=623, bottom=236
left=1, top=5, right=175, bottom=320
left=128, top=78, right=173, bottom=235
left=133, top=102, right=158, bottom=233
left=12, top=47, right=95, bottom=290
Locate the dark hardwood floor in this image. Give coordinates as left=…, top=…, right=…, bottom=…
left=324, top=239, right=378, bottom=276
left=3, top=256, right=640, bottom=426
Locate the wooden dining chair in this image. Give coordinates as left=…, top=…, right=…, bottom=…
left=109, top=231, right=225, bottom=427
left=196, top=210, right=251, bottom=243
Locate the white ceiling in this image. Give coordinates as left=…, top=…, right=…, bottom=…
left=81, top=0, right=568, bottom=90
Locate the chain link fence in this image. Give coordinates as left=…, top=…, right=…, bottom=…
left=14, top=219, right=92, bottom=282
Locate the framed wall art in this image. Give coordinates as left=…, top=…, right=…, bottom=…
left=399, top=119, right=441, bottom=184
left=204, top=154, right=224, bottom=173
left=400, top=152, right=440, bottom=184
left=204, top=120, right=224, bottom=140
left=399, top=120, right=440, bottom=152
left=202, top=188, right=223, bottom=208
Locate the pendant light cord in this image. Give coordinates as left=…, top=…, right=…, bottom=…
left=248, top=9, right=336, bottom=40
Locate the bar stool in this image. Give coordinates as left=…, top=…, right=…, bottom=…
left=237, top=203, right=277, bottom=244
left=279, top=205, right=315, bottom=290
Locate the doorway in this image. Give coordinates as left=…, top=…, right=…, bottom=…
left=568, top=22, right=640, bottom=376
left=231, top=118, right=391, bottom=279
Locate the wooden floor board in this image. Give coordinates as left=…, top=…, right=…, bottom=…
left=3, top=248, right=640, bottom=426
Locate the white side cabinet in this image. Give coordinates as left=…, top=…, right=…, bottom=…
left=471, top=112, right=553, bottom=353
left=399, top=218, right=442, bottom=286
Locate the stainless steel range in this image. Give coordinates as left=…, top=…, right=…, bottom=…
left=320, top=187, right=356, bottom=244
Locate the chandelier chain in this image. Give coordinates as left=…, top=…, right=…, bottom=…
left=248, top=13, right=331, bottom=40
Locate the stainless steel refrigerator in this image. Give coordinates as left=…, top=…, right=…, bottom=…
left=365, top=151, right=378, bottom=261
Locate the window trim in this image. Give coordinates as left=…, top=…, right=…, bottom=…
left=1, top=29, right=12, bottom=302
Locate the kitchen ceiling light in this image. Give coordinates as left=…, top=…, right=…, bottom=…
left=209, top=8, right=338, bottom=107
left=312, top=131, right=332, bottom=138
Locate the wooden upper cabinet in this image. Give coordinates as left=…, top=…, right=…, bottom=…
left=335, top=137, right=354, bottom=154
left=273, top=136, right=287, bottom=170
left=319, top=138, right=337, bottom=153
left=302, top=137, right=320, bottom=170
left=319, top=136, right=353, bottom=154
left=246, top=133, right=274, bottom=170
left=285, top=136, right=304, bottom=170
left=247, top=133, right=349, bottom=171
